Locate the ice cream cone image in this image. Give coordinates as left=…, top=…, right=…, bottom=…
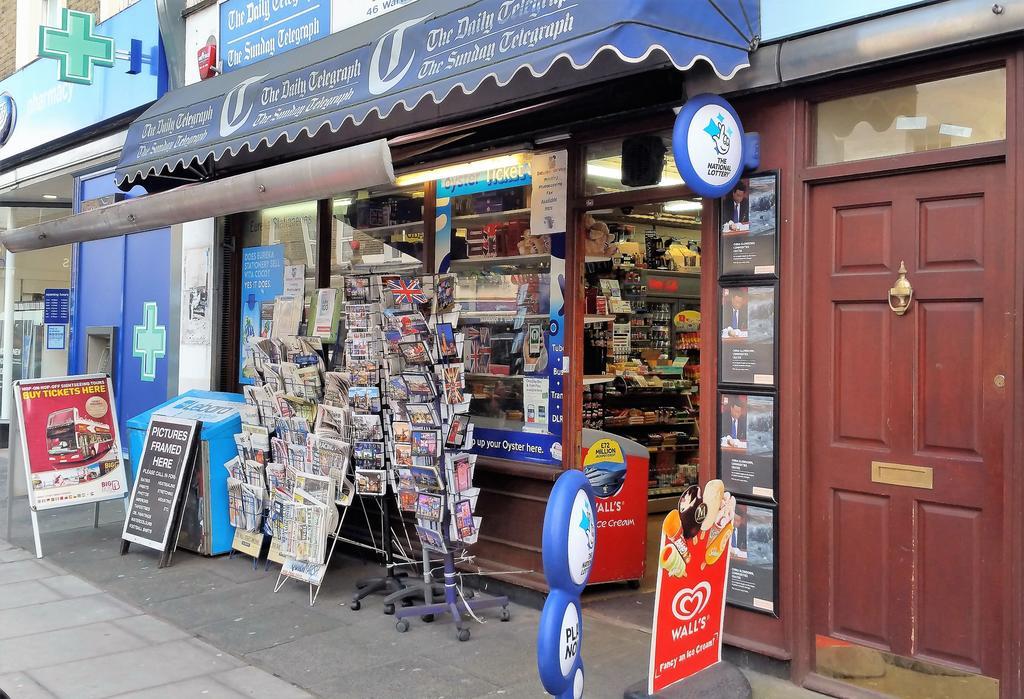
left=704, top=493, right=736, bottom=567
left=660, top=543, right=687, bottom=578
left=662, top=509, right=691, bottom=564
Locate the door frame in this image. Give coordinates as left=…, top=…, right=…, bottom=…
left=789, top=47, right=1024, bottom=697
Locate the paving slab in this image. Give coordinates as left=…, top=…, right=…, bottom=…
left=0, top=621, right=143, bottom=674
left=0, top=595, right=136, bottom=640
left=0, top=548, right=35, bottom=563
left=0, top=579, right=63, bottom=610
left=213, top=667, right=315, bottom=699
left=111, top=614, right=191, bottom=644
left=0, top=560, right=59, bottom=586
left=28, top=638, right=242, bottom=699
left=37, top=574, right=101, bottom=598
left=0, top=671, right=56, bottom=699
left=109, top=675, right=247, bottom=698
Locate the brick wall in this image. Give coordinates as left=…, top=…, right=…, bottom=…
left=67, top=0, right=101, bottom=16
left=0, top=0, right=16, bottom=81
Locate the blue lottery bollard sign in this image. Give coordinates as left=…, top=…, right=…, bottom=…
left=538, top=469, right=597, bottom=699
left=672, top=93, right=760, bottom=199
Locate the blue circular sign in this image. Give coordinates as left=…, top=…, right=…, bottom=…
left=0, top=93, right=16, bottom=148
left=672, top=93, right=748, bottom=199
left=541, top=469, right=597, bottom=597
left=537, top=470, right=596, bottom=699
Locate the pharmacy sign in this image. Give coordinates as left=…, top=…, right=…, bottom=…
left=38, top=9, right=115, bottom=85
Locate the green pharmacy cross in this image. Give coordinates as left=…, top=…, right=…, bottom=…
left=133, top=302, right=166, bottom=383
left=38, top=9, right=115, bottom=86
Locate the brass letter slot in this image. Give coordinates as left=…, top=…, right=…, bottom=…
left=871, top=461, right=933, bottom=490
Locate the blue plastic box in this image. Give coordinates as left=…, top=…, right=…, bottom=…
left=127, top=390, right=245, bottom=555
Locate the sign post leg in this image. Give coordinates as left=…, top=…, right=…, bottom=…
left=93, top=502, right=100, bottom=528
left=29, top=509, right=42, bottom=558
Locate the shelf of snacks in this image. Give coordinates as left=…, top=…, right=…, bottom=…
left=583, top=374, right=616, bottom=386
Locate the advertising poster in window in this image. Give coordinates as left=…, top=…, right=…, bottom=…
left=14, top=375, right=127, bottom=511
left=239, top=244, right=285, bottom=384
left=719, top=172, right=778, bottom=277
left=718, top=393, right=776, bottom=500
left=727, top=501, right=776, bottom=615
left=719, top=285, right=776, bottom=386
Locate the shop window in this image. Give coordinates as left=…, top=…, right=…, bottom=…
left=330, top=186, right=427, bottom=281
left=584, top=131, right=683, bottom=196
left=239, top=200, right=319, bottom=297
left=814, top=68, right=1006, bottom=165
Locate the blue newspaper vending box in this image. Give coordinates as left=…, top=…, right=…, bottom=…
left=127, top=390, right=245, bottom=556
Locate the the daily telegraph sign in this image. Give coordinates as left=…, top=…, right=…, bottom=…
left=119, top=0, right=749, bottom=180
left=219, top=0, right=331, bottom=72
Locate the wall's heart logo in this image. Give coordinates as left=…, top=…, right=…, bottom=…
left=671, top=581, right=711, bottom=622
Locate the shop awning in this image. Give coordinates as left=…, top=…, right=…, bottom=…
left=1, top=140, right=393, bottom=252
left=114, top=0, right=759, bottom=190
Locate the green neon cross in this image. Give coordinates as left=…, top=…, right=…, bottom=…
left=133, top=302, right=166, bottom=383
left=38, top=9, right=115, bottom=86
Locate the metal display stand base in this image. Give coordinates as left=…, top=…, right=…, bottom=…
left=623, top=662, right=752, bottom=699
left=350, top=569, right=410, bottom=611
left=380, top=549, right=452, bottom=617
left=392, top=553, right=510, bottom=642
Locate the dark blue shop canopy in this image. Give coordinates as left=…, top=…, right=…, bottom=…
left=116, top=0, right=759, bottom=189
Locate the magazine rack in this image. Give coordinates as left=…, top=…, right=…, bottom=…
left=380, top=274, right=510, bottom=641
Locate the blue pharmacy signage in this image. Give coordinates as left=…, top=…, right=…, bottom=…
left=537, top=470, right=596, bottom=699
left=0, top=0, right=166, bottom=166
left=672, top=93, right=760, bottom=199
left=117, top=0, right=757, bottom=184
left=220, top=0, right=331, bottom=73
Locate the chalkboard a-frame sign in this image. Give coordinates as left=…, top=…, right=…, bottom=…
left=120, top=416, right=201, bottom=568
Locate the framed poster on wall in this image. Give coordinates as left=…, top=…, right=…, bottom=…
left=717, top=392, right=776, bottom=501
left=719, top=171, right=779, bottom=278
left=727, top=500, right=778, bottom=615
left=718, top=283, right=777, bottom=387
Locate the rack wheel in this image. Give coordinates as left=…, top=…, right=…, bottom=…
left=500, top=607, right=511, bottom=622
left=421, top=614, right=435, bottom=623
left=383, top=603, right=395, bottom=615
left=396, top=619, right=410, bottom=633
left=350, top=600, right=361, bottom=611
left=458, top=627, right=471, bottom=642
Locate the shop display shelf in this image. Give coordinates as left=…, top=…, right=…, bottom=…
left=648, top=486, right=688, bottom=498
left=582, top=374, right=616, bottom=385
left=448, top=253, right=550, bottom=273
left=451, top=208, right=531, bottom=225
left=583, top=314, right=616, bottom=325
left=355, top=220, right=425, bottom=235
left=603, top=420, right=695, bottom=429
left=460, top=311, right=548, bottom=323
left=465, top=373, right=524, bottom=380
left=646, top=443, right=700, bottom=452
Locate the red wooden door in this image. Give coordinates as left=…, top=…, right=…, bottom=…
left=808, top=163, right=1011, bottom=678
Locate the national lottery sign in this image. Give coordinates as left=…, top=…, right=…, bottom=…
left=14, top=375, right=127, bottom=511
left=648, top=480, right=736, bottom=693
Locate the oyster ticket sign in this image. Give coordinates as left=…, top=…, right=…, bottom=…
left=648, top=480, right=736, bottom=693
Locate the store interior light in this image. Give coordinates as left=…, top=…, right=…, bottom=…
left=663, top=200, right=702, bottom=213
left=585, top=162, right=684, bottom=187
left=41, top=194, right=58, bottom=200
left=395, top=153, right=527, bottom=187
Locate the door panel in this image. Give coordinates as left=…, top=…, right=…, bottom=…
left=810, top=163, right=1009, bottom=679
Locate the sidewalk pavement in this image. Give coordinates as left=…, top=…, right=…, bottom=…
left=0, top=537, right=312, bottom=699
left=0, top=452, right=821, bottom=698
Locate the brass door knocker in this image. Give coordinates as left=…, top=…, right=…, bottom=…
left=888, top=261, right=913, bottom=315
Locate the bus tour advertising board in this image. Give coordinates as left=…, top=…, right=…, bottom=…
left=14, top=374, right=128, bottom=557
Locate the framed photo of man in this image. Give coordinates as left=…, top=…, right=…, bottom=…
left=718, top=283, right=777, bottom=387
left=717, top=392, right=777, bottom=501
left=719, top=171, right=779, bottom=278
left=727, top=500, right=778, bottom=615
